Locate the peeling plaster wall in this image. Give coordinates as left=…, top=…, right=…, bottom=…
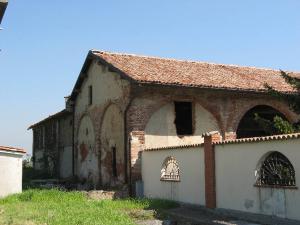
left=74, top=61, right=130, bottom=116
left=32, top=113, right=73, bottom=178
left=100, top=104, right=125, bottom=186
left=0, top=151, right=24, bottom=198
left=144, top=102, right=220, bottom=149
left=74, top=60, right=130, bottom=187
left=32, top=121, right=59, bottom=176
left=77, top=115, right=98, bottom=186
left=58, top=115, right=73, bottom=178
left=142, top=147, right=205, bottom=205
left=215, top=138, right=300, bottom=221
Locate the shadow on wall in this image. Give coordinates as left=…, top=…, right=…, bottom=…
left=144, top=102, right=220, bottom=148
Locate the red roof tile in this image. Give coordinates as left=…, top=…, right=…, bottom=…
left=28, top=109, right=71, bottom=130
left=92, top=50, right=300, bottom=93
left=144, top=133, right=300, bottom=151
left=0, top=146, right=26, bottom=154
left=214, top=132, right=300, bottom=145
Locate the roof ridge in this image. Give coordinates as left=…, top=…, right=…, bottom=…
left=91, top=50, right=300, bottom=75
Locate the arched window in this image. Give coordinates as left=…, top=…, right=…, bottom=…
left=161, top=156, right=180, bottom=182
left=237, top=105, right=287, bottom=139
left=256, top=152, right=296, bottom=187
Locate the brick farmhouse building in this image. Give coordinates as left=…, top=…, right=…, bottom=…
left=29, top=50, right=300, bottom=190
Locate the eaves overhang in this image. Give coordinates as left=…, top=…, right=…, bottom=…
left=0, top=0, right=8, bottom=25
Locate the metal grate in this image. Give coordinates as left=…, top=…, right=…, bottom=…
left=161, top=157, right=180, bottom=182
left=257, top=152, right=296, bottom=187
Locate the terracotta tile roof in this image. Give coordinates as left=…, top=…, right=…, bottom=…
left=144, top=143, right=203, bottom=152
left=144, top=133, right=300, bottom=151
left=91, top=50, right=300, bottom=93
left=0, top=146, right=26, bottom=154
left=28, top=109, right=71, bottom=130
left=214, top=132, right=300, bottom=145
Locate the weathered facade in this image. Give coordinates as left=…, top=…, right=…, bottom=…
left=30, top=50, right=300, bottom=190
left=0, top=0, right=8, bottom=25
left=30, top=110, right=73, bottom=179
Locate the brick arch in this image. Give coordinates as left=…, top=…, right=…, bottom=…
left=76, top=113, right=98, bottom=186
left=230, top=101, right=298, bottom=133
left=195, top=98, right=225, bottom=136
left=76, top=113, right=95, bottom=138
left=127, top=97, right=171, bottom=132
left=99, top=103, right=125, bottom=186
left=128, top=97, right=221, bottom=133
left=142, top=99, right=222, bottom=136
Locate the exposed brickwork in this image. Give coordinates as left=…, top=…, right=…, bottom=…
left=203, top=131, right=221, bottom=209
left=129, top=131, right=145, bottom=182
left=32, top=52, right=299, bottom=191
left=224, top=132, right=236, bottom=140
left=126, top=85, right=297, bottom=185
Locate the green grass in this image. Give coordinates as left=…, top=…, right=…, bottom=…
left=0, top=189, right=178, bottom=225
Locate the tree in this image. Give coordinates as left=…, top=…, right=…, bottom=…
left=265, top=70, right=300, bottom=114
left=254, top=71, right=300, bottom=135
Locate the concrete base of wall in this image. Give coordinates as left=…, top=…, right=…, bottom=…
left=166, top=204, right=300, bottom=225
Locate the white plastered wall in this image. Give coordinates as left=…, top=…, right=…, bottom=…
left=142, top=147, right=205, bottom=205
left=215, top=138, right=300, bottom=221
left=0, top=151, right=24, bottom=198
left=144, top=102, right=220, bottom=149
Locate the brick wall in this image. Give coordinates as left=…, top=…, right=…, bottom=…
left=127, top=85, right=297, bottom=185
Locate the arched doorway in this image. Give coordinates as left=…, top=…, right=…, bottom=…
left=77, top=115, right=98, bottom=188
left=100, top=104, right=125, bottom=187
left=236, top=105, right=288, bottom=138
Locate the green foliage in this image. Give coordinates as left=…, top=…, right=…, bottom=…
left=263, top=70, right=300, bottom=134
left=254, top=114, right=300, bottom=135
left=273, top=116, right=297, bottom=134
left=265, top=70, right=300, bottom=114
left=0, top=189, right=178, bottom=225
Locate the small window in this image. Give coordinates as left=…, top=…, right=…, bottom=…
left=88, top=85, right=93, bottom=105
left=161, top=156, right=180, bottom=182
left=174, top=102, right=193, bottom=135
left=256, top=152, right=296, bottom=187
left=112, top=147, right=117, bottom=177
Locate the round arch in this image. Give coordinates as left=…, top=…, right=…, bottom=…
left=236, top=105, right=290, bottom=139
left=77, top=114, right=98, bottom=186
left=255, top=151, right=296, bottom=187
left=144, top=101, right=221, bottom=149
left=100, top=103, right=125, bottom=186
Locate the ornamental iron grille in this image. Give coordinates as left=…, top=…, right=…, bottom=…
left=161, top=156, right=180, bottom=182
left=256, top=152, right=296, bottom=187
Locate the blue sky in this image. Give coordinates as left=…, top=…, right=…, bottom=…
left=1, top=1, right=300, bottom=154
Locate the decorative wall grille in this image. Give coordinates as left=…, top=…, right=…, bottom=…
left=161, top=156, right=180, bottom=182
left=256, top=152, right=296, bottom=187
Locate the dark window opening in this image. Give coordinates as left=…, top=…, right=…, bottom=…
left=256, top=152, right=296, bottom=187
left=236, top=105, right=287, bottom=139
left=112, top=147, right=117, bottom=177
left=88, top=85, right=93, bottom=105
left=174, top=102, right=193, bottom=135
